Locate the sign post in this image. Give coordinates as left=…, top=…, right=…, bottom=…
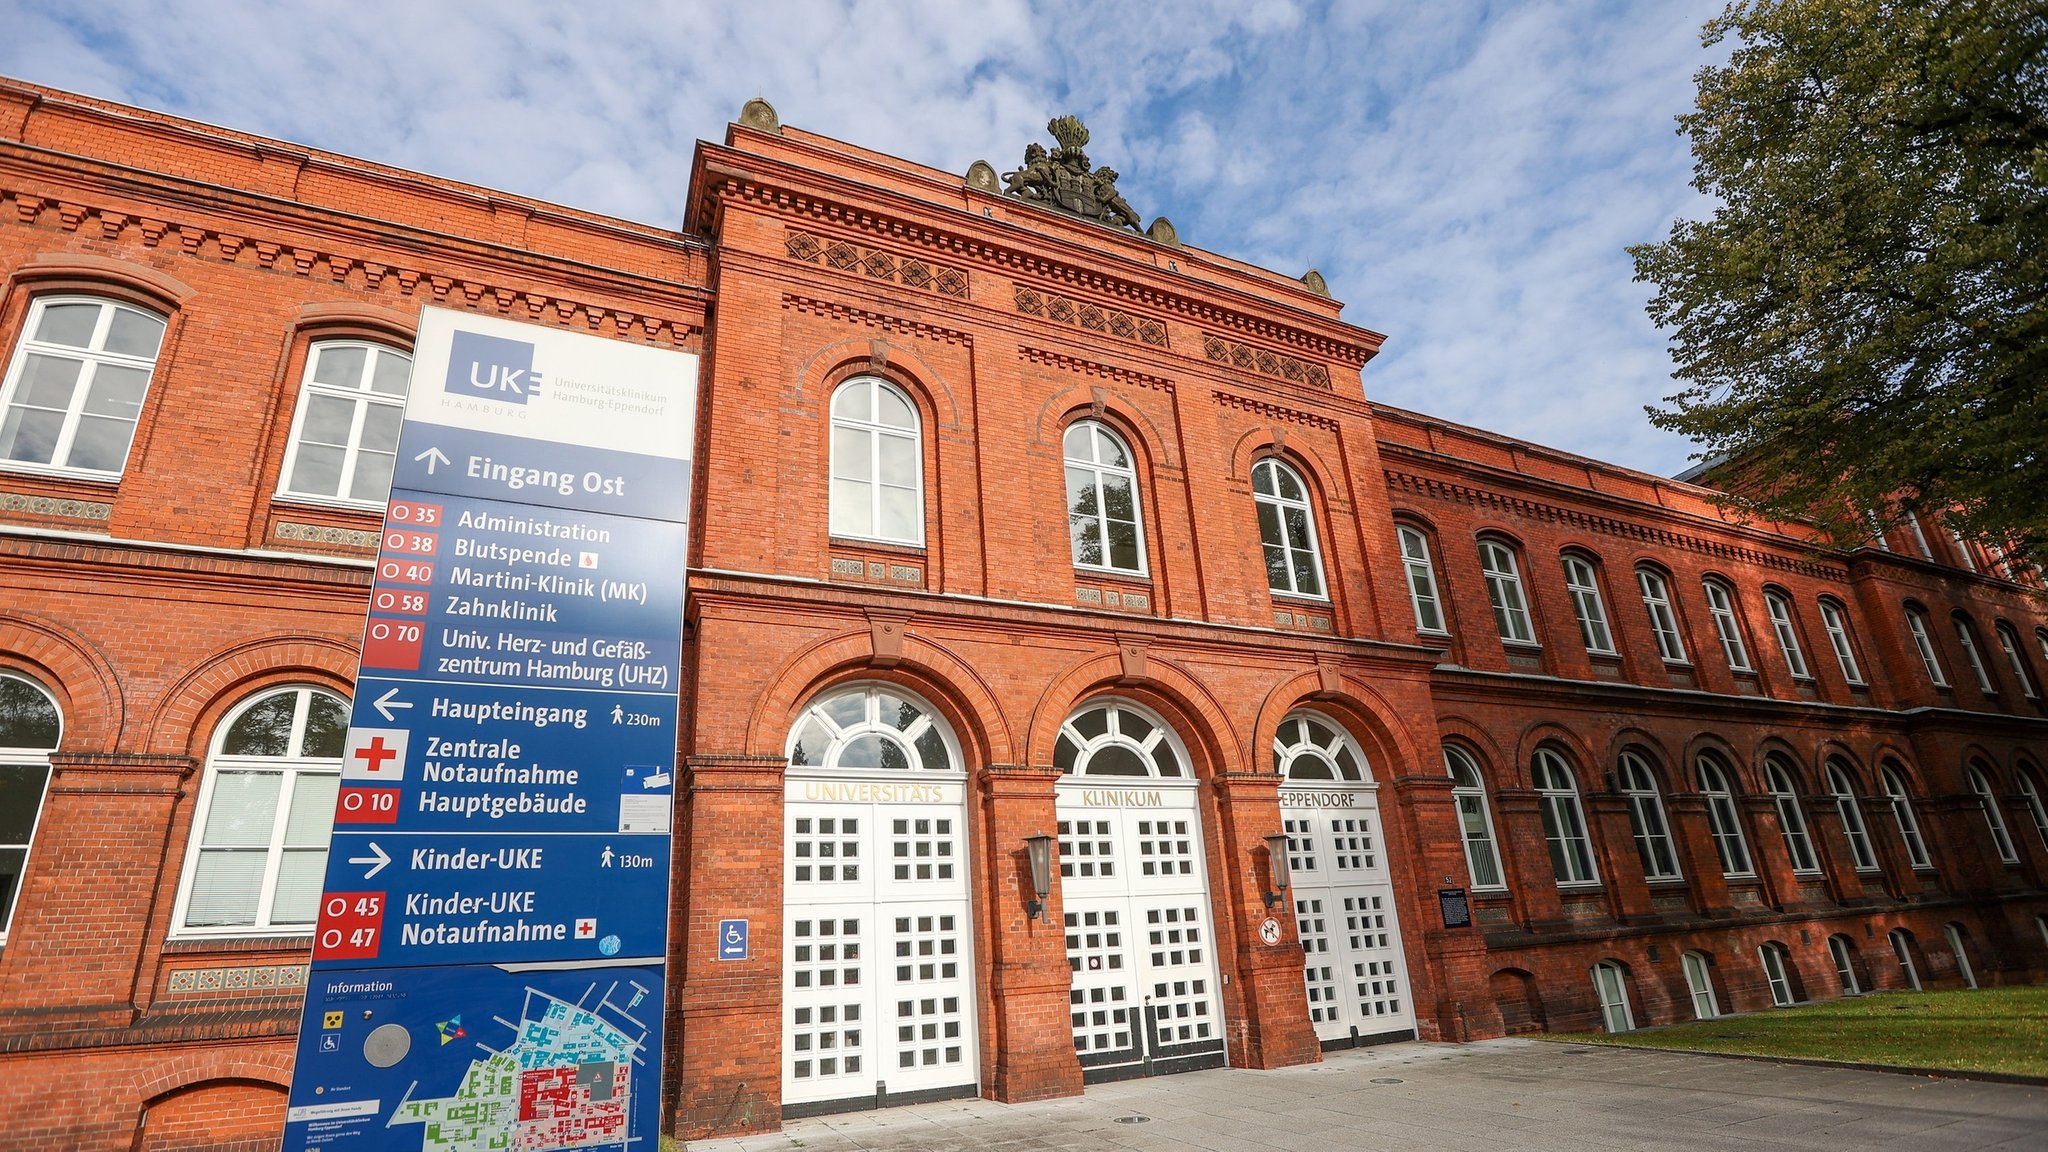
left=284, top=307, right=695, bottom=1151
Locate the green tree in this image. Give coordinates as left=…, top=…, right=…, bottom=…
left=1633, top=0, right=2048, bottom=564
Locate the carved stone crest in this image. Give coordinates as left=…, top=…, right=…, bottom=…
left=1002, top=116, right=1143, bottom=232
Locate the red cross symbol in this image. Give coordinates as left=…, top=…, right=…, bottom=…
left=354, top=736, right=399, bottom=775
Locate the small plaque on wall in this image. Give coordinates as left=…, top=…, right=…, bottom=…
left=1438, top=887, right=1472, bottom=929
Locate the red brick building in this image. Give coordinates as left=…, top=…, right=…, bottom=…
left=0, top=80, right=2042, bottom=1149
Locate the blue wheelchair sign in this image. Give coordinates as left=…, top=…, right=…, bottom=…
left=717, top=919, right=748, bottom=961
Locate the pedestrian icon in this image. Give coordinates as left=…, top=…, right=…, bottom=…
left=601, top=846, right=615, bottom=868
left=612, top=705, right=624, bottom=724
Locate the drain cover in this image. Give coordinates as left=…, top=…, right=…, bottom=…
left=1114, top=1116, right=1150, bottom=1124
left=1369, top=1077, right=1404, bottom=1085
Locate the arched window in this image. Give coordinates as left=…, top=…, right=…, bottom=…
left=1967, top=762, right=2018, bottom=864
left=1952, top=615, right=1996, bottom=694
left=0, top=671, right=61, bottom=940
left=1477, top=538, right=1534, bottom=644
left=830, top=377, right=923, bottom=544
left=173, top=686, right=348, bottom=936
left=1561, top=553, right=1615, bottom=654
left=278, top=340, right=413, bottom=506
left=1825, top=760, right=1880, bottom=871
left=1273, top=713, right=1367, bottom=782
left=1764, top=755, right=1820, bottom=873
left=1396, top=525, right=1446, bottom=634
left=1878, top=761, right=1932, bottom=868
left=1763, top=591, right=1810, bottom=679
left=1591, top=961, right=1635, bottom=1032
left=0, top=295, right=167, bottom=476
left=1696, top=754, right=1753, bottom=877
left=1818, top=599, right=1865, bottom=685
left=1759, top=943, right=1798, bottom=1006
left=786, top=684, right=958, bottom=773
left=1251, top=458, right=1324, bottom=598
left=1701, top=580, right=1752, bottom=672
left=1638, top=568, right=1687, bottom=663
left=1063, top=421, right=1144, bottom=573
left=1994, top=623, right=2038, bottom=699
left=1681, top=951, right=1719, bottom=1019
left=1905, top=607, right=1948, bottom=687
left=1531, top=748, right=1596, bottom=885
left=2017, top=768, right=2048, bottom=852
left=1827, top=934, right=1861, bottom=994
left=1616, top=751, right=1680, bottom=880
left=1054, top=700, right=1185, bottom=778
left=1444, top=746, right=1504, bottom=890
left=1888, top=928, right=1921, bottom=990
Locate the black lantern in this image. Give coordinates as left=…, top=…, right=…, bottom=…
left=1263, top=832, right=1291, bottom=909
left=1023, top=834, right=1055, bottom=923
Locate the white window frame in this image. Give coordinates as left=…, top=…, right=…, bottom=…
left=1819, top=600, right=1865, bottom=685
left=1062, top=420, right=1146, bottom=576
left=1944, top=924, right=1977, bottom=988
left=1532, top=748, right=1597, bottom=886
left=1903, top=510, right=1933, bottom=558
left=1889, top=929, right=1921, bottom=990
left=1953, top=617, right=1996, bottom=695
left=1477, top=539, right=1535, bottom=645
left=1397, top=525, right=1446, bottom=634
left=785, top=683, right=962, bottom=774
left=1968, top=764, right=2019, bottom=864
left=170, top=686, right=348, bottom=939
left=829, top=376, right=925, bottom=546
left=1828, top=934, right=1861, bottom=994
left=1827, top=762, right=1880, bottom=872
left=1764, top=757, right=1821, bottom=874
left=1696, top=756, right=1754, bottom=877
left=0, top=671, right=61, bottom=943
left=1878, top=764, right=1932, bottom=869
left=1562, top=554, right=1615, bottom=654
left=1445, top=746, right=1506, bottom=891
left=1638, top=568, right=1687, bottom=663
left=276, top=339, right=413, bottom=508
left=1946, top=526, right=1978, bottom=572
left=1764, top=592, right=1810, bottom=679
left=0, top=295, right=167, bottom=478
left=1617, top=751, right=1680, bottom=881
left=1681, top=951, right=1719, bottom=1019
left=1995, top=624, right=2038, bottom=698
left=1702, top=580, right=1752, bottom=672
left=1251, top=458, right=1325, bottom=599
left=1906, top=609, right=1948, bottom=687
left=1054, top=698, right=1190, bottom=779
left=1592, top=961, right=1635, bottom=1033
left=1760, top=944, right=1796, bottom=1006
left=2017, top=771, right=2048, bottom=852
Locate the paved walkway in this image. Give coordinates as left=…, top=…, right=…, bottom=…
left=689, top=1039, right=2048, bottom=1151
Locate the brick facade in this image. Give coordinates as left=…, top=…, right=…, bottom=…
left=0, top=78, right=2042, bottom=1148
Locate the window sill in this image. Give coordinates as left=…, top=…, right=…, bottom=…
left=163, top=933, right=313, bottom=953
left=0, top=460, right=122, bottom=486
left=1073, top=564, right=1150, bottom=584
left=272, top=492, right=387, bottom=516
left=1269, top=590, right=1331, bottom=607
left=828, top=534, right=927, bottom=556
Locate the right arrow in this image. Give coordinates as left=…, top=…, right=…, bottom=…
left=347, top=841, right=392, bottom=880
left=412, top=446, right=451, bottom=475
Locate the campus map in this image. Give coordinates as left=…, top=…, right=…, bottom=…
left=389, top=980, right=650, bottom=1151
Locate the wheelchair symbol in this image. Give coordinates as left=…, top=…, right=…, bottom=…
left=717, top=919, right=749, bottom=960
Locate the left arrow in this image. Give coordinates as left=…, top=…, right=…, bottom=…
left=372, top=686, right=412, bottom=722
left=413, top=445, right=451, bottom=474
left=347, top=841, right=392, bottom=880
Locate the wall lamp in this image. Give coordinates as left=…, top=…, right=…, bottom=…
left=1263, top=833, right=1292, bottom=909
left=1023, top=834, right=1055, bottom=924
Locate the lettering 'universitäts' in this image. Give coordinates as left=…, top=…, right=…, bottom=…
left=0, top=81, right=2043, bottom=1149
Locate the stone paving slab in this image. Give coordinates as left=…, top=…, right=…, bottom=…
left=688, top=1038, right=2048, bottom=1152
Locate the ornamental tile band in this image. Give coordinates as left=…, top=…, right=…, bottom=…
left=1203, top=332, right=1330, bottom=389
left=276, top=521, right=380, bottom=548
left=0, top=492, right=113, bottom=520
left=165, top=963, right=309, bottom=994
left=786, top=229, right=968, bottom=298
left=1014, top=285, right=1168, bottom=347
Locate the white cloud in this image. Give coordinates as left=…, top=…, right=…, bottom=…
left=0, top=0, right=1731, bottom=476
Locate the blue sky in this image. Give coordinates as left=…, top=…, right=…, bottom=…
left=2, top=0, right=1729, bottom=477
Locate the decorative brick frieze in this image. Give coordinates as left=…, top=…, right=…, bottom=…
left=0, top=491, right=111, bottom=520
left=274, top=521, right=378, bottom=549
left=1013, top=284, right=1168, bottom=347
left=1202, top=332, right=1331, bottom=389
left=781, top=292, right=972, bottom=346
left=784, top=228, right=968, bottom=298
left=164, top=964, right=309, bottom=996
left=1017, top=345, right=1171, bottom=393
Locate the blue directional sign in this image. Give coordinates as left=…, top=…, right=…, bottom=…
left=717, top=919, right=749, bottom=961
left=285, top=307, right=695, bottom=1152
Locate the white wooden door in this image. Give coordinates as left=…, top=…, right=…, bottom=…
left=1281, top=785, right=1416, bottom=1045
left=1055, top=781, right=1226, bottom=1080
left=782, top=778, right=977, bottom=1110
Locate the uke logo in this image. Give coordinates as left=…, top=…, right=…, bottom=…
left=445, top=330, right=543, bottom=404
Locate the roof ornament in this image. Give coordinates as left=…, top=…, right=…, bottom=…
left=1001, top=116, right=1143, bottom=233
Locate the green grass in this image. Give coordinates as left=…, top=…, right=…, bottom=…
left=1547, top=986, right=2048, bottom=1078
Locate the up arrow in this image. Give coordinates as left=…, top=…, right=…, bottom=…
left=413, top=446, right=451, bottom=474
left=348, top=841, right=392, bottom=880
left=372, top=687, right=412, bottom=722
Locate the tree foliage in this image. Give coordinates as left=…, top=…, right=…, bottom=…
left=1633, top=0, right=2048, bottom=563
